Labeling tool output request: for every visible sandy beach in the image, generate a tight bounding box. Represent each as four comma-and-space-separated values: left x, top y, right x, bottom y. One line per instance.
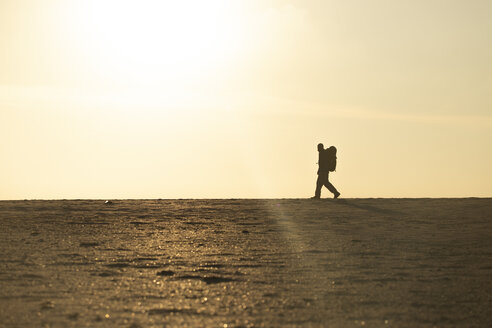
0, 198, 491, 327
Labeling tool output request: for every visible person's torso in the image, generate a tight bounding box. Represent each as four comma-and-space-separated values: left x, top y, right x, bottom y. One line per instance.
318, 150, 330, 172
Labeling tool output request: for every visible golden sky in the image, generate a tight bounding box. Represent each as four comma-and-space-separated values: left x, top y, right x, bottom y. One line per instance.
1, 0, 491, 199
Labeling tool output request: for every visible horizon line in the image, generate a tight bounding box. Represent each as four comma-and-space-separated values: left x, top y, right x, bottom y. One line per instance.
1, 197, 490, 202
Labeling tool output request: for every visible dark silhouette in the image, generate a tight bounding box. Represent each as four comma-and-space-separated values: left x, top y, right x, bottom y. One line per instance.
311, 143, 340, 199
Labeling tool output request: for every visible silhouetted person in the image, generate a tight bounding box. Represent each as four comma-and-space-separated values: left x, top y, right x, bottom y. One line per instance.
312, 143, 340, 199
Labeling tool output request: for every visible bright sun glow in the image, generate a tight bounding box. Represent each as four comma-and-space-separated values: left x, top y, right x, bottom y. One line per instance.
69, 0, 246, 88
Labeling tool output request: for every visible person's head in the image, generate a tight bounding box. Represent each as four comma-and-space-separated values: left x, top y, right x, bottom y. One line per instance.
317, 143, 324, 151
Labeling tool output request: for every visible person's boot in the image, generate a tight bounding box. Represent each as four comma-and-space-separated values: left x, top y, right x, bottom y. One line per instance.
334, 191, 341, 199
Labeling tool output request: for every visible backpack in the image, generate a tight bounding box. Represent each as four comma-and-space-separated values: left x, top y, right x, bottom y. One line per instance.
326, 146, 337, 172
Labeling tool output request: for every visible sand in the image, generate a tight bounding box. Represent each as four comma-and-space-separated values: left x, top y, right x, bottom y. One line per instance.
0, 198, 491, 327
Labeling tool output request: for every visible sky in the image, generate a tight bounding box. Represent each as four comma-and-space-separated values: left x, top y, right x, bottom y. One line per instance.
1, 0, 491, 199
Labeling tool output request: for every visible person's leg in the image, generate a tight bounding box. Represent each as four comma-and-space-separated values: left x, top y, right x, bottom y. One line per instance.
313, 173, 323, 198
324, 173, 341, 198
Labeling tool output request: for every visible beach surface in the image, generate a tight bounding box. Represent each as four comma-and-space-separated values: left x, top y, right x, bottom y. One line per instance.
0, 198, 491, 327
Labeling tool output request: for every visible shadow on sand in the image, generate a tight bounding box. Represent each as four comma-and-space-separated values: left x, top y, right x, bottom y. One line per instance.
334, 199, 399, 215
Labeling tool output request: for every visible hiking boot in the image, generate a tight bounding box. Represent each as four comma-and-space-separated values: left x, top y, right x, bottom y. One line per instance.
334, 191, 341, 199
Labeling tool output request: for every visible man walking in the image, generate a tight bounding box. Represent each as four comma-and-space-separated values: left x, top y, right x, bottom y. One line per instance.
312, 143, 341, 199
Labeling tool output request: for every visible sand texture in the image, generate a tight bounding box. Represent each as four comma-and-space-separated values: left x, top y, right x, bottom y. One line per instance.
0, 198, 491, 327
